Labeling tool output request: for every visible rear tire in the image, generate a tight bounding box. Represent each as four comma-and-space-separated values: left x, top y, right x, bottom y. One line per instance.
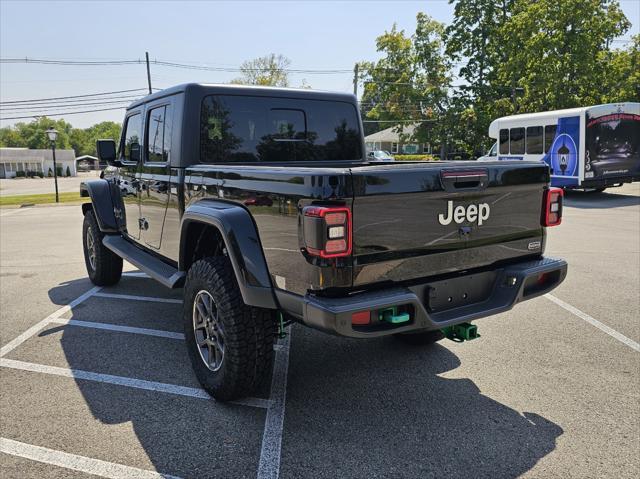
82, 210, 123, 286
393, 330, 444, 345
593, 187, 606, 193
183, 256, 276, 401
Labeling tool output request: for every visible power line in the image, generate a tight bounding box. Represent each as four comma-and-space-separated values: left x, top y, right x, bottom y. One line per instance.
0, 88, 148, 105
0, 99, 139, 112
0, 106, 128, 121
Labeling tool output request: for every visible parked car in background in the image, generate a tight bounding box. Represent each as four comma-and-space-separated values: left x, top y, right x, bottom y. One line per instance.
367, 150, 395, 162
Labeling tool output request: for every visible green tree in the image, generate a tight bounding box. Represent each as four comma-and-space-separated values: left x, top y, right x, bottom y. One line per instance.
496, 0, 630, 111
231, 53, 291, 86
0, 117, 72, 149
360, 14, 453, 155
601, 34, 640, 102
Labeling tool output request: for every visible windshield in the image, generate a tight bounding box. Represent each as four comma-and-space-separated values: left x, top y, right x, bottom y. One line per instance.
200, 95, 362, 163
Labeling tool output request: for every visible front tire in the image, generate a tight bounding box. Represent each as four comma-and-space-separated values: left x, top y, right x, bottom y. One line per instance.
82, 210, 123, 286
183, 256, 275, 401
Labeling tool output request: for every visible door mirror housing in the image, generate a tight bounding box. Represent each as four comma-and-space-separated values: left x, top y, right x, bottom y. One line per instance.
96, 139, 120, 167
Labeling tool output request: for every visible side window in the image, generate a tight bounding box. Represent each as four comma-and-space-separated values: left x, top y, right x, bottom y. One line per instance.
499, 129, 509, 154
121, 113, 142, 162
526, 126, 543, 154
489, 142, 497, 157
509, 127, 525, 154
544, 125, 557, 153
146, 104, 173, 163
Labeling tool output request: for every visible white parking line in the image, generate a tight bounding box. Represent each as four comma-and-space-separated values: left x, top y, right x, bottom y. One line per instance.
545, 294, 640, 352
257, 332, 292, 479
0, 286, 101, 358
0, 437, 181, 479
93, 292, 183, 304
0, 208, 26, 217
0, 358, 271, 409
50, 318, 185, 340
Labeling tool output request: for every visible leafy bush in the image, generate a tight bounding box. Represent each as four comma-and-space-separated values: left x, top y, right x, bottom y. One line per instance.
26, 171, 36, 178
15, 170, 26, 177
48, 168, 53, 177
56, 166, 63, 177
393, 154, 436, 161
37, 171, 44, 178
66, 166, 71, 177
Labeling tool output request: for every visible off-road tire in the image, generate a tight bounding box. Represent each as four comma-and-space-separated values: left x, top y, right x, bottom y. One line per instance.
82, 210, 123, 286
183, 256, 276, 401
393, 330, 445, 345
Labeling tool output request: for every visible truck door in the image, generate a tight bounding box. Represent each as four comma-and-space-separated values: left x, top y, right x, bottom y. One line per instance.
139, 101, 173, 249
118, 111, 143, 240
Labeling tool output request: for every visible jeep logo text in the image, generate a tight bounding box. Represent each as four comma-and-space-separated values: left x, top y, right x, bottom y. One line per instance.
438, 201, 490, 226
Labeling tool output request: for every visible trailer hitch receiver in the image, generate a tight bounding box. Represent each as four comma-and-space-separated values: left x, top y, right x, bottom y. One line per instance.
441, 323, 480, 342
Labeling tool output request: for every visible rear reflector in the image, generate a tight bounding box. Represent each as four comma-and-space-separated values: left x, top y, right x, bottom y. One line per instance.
542, 187, 564, 227
351, 311, 371, 325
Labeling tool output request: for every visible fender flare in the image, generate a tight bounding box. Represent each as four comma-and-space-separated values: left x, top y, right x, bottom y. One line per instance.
80, 179, 118, 233
179, 199, 277, 309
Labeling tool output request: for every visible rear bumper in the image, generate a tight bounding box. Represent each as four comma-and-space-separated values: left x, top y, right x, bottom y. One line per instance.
299, 256, 567, 338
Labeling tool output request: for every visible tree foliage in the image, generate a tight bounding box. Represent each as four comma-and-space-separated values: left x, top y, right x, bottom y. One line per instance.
231, 53, 291, 87
362, 0, 635, 156
0, 118, 121, 156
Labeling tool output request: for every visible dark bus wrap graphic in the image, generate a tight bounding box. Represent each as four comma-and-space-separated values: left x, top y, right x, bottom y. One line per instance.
585, 106, 640, 184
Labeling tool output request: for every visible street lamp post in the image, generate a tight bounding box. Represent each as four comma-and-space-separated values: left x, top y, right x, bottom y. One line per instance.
46, 128, 59, 203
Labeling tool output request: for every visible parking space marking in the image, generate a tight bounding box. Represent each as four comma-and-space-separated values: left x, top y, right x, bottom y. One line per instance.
1, 437, 181, 479
545, 293, 640, 352
93, 292, 183, 304
50, 318, 185, 340
0, 208, 26, 217
0, 286, 101, 358
257, 332, 291, 479
0, 358, 271, 409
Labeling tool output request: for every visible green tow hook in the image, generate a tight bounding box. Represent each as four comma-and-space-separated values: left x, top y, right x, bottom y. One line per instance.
441, 322, 480, 342
277, 312, 287, 339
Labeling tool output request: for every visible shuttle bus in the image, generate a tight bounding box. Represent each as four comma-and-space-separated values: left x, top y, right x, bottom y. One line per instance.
480, 103, 640, 190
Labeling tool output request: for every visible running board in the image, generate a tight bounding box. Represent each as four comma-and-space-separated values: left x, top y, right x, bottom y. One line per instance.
102, 235, 185, 288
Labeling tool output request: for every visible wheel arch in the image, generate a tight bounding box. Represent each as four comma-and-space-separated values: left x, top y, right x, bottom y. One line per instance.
80, 179, 119, 233
179, 200, 277, 309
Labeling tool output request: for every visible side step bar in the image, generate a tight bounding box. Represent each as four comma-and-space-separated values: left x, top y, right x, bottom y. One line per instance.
102, 235, 185, 288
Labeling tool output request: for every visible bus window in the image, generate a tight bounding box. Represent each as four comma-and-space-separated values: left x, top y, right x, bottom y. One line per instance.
544, 125, 557, 153
499, 129, 509, 154
526, 126, 543, 154
510, 127, 525, 154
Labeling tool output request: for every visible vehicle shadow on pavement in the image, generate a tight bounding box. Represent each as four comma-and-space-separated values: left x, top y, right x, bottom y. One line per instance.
564, 190, 640, 209
281, 326, 563, 479
46, 277, 267, 478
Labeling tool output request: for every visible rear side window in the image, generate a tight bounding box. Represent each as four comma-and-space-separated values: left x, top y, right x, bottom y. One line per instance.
146, 104, 173, 163
544, 125, 557, 153
200, 95, 362, 163
121, 113, 142, 162
526, 126, 543, 154
499, 129, 509, 154
509, 128, 525, 154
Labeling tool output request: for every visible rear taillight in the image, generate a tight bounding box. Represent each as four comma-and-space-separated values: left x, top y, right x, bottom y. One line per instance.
542, 187, 563, 227
302, 205, 352, 258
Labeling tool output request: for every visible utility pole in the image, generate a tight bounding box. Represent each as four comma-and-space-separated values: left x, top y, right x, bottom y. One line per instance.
353, 63, 359, 97
145, 51, 152, 94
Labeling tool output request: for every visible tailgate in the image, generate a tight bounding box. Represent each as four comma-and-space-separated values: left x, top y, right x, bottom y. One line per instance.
350, 161, 550, 286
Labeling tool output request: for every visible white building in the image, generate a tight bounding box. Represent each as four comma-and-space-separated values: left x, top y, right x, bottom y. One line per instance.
0, 148, 77, 178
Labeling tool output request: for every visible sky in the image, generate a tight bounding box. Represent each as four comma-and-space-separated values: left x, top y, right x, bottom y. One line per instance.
1, 0, 638, 128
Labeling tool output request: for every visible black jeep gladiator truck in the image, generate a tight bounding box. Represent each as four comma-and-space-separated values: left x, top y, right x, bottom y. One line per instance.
81, 83, 567, 400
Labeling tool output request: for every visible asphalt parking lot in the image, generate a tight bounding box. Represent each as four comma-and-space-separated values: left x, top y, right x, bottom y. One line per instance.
1, 184, 639, 479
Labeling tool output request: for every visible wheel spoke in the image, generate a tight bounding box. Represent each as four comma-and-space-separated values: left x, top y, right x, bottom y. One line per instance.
192, 290, 225, 372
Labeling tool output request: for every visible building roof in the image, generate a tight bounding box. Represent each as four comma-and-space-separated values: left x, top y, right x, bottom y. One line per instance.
364, 123, 419, 143
0, 148, 76, 162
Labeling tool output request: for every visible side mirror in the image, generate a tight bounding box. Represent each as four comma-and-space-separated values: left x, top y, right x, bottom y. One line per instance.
96, 139, 120, 167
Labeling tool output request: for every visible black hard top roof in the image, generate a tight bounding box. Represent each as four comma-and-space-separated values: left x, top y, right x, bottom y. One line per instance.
127, 83, 357, 109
